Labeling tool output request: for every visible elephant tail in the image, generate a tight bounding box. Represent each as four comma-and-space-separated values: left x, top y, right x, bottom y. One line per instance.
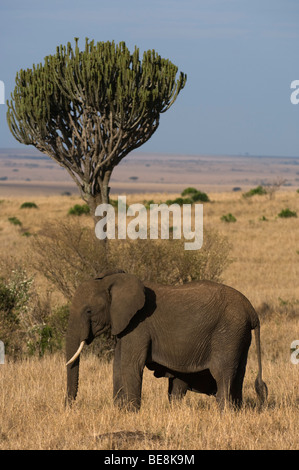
253, 320, 268, 405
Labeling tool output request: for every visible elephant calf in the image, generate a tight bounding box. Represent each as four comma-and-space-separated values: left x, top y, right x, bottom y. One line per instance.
66, 270, 268, 410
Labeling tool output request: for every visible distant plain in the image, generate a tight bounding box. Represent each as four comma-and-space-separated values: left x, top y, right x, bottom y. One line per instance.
0, 148, 299, 197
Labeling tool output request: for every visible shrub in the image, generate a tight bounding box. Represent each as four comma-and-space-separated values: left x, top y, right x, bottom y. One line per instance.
68, 204, 90, 216
165, 188, 210, 206
0, 256, 72, 359
20, 202, 38, 209
27, 303, 70, 357
30, 219, 231, 297
181, 187, 210, 202
109, 198, 128, 210
181, 187, 198, 196
221, 213, 237, 223
143, 200, 155, 210
30, 219, 105, 300
0, 283, 17, 320
243, 185, 267, 198
8, 217, 22, 226
0, 264, 34, 358
191, 191, 210, 202
278, 208, 297, 218
165, 197, 193, 206
108, 230, 231, 285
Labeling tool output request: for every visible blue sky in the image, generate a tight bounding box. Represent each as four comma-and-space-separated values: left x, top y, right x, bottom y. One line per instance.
0, 0, 298, 156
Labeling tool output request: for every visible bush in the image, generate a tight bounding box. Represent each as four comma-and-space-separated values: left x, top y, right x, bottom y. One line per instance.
26, 303, 70, 357
20, 202, 38, 209
191, 191, 210, 202
166, 188, 210, 206
8, 217, 22, 226
30, 219, 231, 296
143, 199, 155, 210
243, 185, 267, 198
165, 197, 193, 206
0, 257, 71, 359
221, 213, 237, 223
0, 263, 34, 358
181, 187, 198, 196
30, 219, 105, 300
68, 204, 90, 216
278, 208, 297, 218
181, 187, 210, 202
108, 231, 231, 285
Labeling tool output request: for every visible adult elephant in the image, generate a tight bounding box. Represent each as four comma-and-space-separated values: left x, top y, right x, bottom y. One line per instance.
66, 270, 267, 410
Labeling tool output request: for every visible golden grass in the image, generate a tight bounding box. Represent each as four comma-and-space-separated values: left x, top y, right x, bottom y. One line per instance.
0, 190, 298, 450
0, 346, 298, 450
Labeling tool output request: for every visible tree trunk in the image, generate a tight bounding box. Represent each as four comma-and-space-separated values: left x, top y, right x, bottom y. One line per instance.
84, 175, 111, 269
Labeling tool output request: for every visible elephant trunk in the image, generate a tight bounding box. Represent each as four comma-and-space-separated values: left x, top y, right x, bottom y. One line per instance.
65, 309, 91, 405
66, 341, 85, 366
66, 336, 85, 405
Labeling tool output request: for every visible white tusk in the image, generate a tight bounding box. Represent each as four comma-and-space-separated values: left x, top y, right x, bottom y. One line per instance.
66, 341, 85, 366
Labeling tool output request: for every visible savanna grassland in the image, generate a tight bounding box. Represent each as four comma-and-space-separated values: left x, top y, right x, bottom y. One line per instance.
0, 188, 298, 450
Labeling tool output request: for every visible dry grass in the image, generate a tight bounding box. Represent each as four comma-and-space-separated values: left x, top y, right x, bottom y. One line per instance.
0, 189, 298, 450
0, 346, 298, 450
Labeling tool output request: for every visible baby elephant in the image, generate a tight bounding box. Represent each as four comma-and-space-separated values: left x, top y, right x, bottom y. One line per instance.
66, 270, 268, 410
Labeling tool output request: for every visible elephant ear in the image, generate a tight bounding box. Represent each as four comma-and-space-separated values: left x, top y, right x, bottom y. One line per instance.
108, 274, 145, 336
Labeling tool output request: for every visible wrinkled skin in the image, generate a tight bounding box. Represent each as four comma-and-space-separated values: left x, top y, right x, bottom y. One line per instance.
66, 270, 267, 410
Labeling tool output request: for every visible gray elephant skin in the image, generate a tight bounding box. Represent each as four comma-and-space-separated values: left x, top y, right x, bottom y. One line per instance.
66, 270, 267, 410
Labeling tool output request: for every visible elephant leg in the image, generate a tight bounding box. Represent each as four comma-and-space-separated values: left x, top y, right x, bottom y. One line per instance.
114, 335, 149, 411
168, 377, 188, 403
210, 366, 237, 410
210, 329, 251, 410
230, 353, 248, 408
113, 340, 124, 405
121, 366, 144, 411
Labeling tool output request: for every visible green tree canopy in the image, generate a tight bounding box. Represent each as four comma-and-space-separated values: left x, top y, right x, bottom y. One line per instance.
7, 38, 186, 211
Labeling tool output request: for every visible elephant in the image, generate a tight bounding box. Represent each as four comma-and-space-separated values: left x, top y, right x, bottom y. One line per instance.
66, 270, 268, 411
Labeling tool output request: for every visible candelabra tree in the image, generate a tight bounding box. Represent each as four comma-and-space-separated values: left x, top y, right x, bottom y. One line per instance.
7, 38, 186, 216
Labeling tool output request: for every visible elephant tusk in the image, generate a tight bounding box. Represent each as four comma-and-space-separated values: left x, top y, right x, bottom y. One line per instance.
66, 341, 85, 366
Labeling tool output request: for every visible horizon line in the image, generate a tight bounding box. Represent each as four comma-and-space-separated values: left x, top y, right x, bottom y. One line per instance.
0, 147, 298, 160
